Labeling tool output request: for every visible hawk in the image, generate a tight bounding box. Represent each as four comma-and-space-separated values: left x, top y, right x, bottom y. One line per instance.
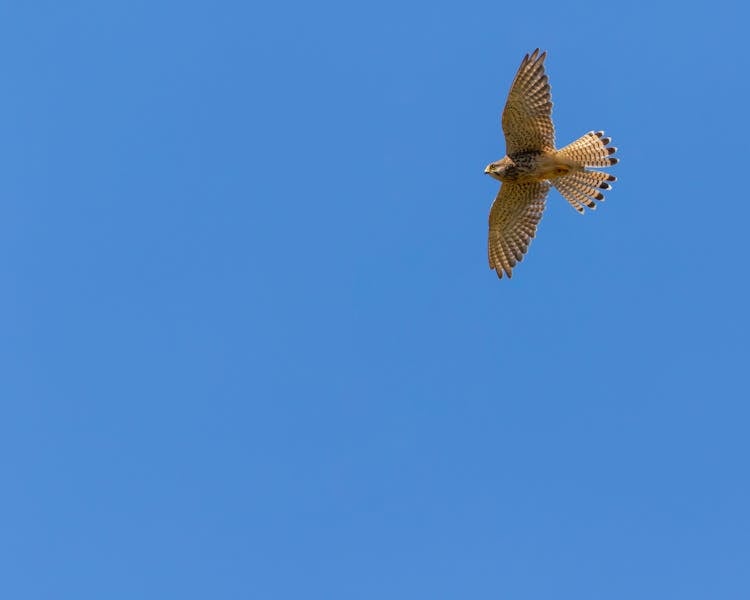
485, 49, 619, 278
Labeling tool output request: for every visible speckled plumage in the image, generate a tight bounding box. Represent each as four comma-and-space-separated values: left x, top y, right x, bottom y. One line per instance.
485, 50, 618, 279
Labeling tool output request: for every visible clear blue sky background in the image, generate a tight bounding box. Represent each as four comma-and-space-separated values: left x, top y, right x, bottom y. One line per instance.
2, 1, 749, 598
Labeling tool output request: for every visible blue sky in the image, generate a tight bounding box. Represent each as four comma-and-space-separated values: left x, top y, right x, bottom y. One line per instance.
2, 1, 749, 598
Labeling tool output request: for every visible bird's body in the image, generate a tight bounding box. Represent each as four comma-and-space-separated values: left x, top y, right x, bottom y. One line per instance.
485, 49, 618, 279
486, 151, 577, 184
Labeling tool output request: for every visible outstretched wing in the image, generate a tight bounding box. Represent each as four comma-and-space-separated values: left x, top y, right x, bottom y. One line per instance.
501, 49, 555, 154
488, 181, 550, 278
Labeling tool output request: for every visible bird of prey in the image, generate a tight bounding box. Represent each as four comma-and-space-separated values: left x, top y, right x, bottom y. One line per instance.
485, 49, 618, 278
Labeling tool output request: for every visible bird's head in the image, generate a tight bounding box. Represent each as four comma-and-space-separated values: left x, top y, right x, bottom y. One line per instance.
484, 160, 506, 182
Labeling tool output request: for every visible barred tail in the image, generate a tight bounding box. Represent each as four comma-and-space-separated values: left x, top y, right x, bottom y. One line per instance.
556, 130, 618, 168
552, 170, 617, 214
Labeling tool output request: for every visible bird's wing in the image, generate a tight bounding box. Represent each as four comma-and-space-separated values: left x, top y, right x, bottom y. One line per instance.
501, 49, 555, 154
488, 181, 550, 278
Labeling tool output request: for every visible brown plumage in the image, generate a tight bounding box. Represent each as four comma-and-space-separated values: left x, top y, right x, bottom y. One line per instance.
484, 50, 618, 279
488, 182, 549, 279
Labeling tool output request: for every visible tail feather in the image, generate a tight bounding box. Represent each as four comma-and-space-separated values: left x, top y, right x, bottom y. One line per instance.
553, 170, 617, 214
553, 131, 617, 213
556, 130, 618, 168
553, 177, 596, 213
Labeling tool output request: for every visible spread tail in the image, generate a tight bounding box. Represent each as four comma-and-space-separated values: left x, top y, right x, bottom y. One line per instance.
554, 131, 618, 213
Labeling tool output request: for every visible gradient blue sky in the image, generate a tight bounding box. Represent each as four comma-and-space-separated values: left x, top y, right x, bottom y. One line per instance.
2, 1, 749, 599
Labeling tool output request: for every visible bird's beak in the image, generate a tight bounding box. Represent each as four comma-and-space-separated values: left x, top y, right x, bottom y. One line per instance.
484, 166, 491, 174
